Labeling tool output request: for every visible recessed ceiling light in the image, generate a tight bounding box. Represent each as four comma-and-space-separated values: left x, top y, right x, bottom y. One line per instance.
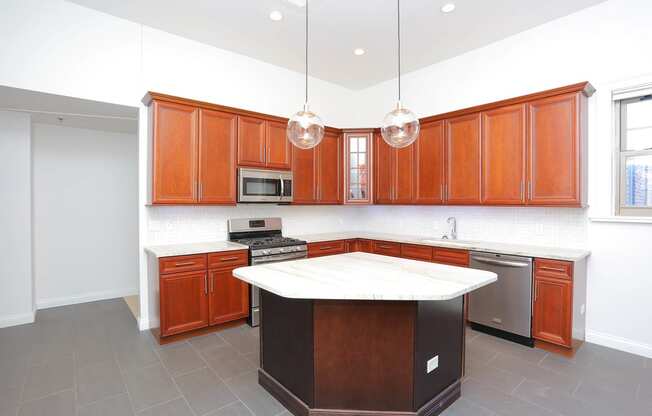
353, 48, 366, 56
269, 10, 283, 21
441, 3, 456, 13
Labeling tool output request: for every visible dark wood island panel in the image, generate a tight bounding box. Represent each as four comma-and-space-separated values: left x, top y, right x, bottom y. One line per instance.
259, 290, 464, 416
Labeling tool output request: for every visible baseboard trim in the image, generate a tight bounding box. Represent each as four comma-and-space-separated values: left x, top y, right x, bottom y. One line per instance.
586, 329, 652, 359
0, 311, 36, 328
36, 288, 138, 310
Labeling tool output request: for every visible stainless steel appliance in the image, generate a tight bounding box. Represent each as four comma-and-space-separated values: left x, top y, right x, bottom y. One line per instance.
228, 217, 307, 326
238, 168, 293, 203
468, 251, 534, 346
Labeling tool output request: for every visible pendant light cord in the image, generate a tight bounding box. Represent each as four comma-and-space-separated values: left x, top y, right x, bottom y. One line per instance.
305, 0, 309, 106
397, 0, 401, 103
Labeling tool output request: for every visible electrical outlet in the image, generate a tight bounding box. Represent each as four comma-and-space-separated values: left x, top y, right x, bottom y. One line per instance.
427, 355, 439, 373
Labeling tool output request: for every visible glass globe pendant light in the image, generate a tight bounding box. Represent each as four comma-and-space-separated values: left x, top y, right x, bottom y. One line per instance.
381, 0, 419, 148
287, 0, 324, 149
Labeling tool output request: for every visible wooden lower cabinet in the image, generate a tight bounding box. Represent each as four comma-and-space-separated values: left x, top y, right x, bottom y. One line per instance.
209, 267, 249, 326
432, 248, 470, 267
159, 251, 248, 338
372, 241, 401, 257
307, 241, 347, 258
160, 270, 209, 337
532, 259, 573, 347
356, 239, 373, 253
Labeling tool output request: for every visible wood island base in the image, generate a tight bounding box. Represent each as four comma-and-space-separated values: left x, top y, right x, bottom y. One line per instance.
258, 290, 465, 416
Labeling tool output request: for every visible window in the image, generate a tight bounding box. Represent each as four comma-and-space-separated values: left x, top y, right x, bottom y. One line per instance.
615, 86, 652, 216
344, 131, 373, 204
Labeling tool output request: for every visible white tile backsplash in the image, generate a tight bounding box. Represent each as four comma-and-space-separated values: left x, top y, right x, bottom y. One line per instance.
146, 204, 588, 249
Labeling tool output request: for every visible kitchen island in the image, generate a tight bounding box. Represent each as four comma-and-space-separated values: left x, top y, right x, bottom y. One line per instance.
233, 252, 496, 416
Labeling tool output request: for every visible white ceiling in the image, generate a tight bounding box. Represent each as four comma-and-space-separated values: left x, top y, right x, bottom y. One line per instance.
68, 0, 606, 90
0, 85, 138, 134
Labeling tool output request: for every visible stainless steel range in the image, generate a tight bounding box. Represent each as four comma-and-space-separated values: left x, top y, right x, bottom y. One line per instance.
227, 217, 307, 326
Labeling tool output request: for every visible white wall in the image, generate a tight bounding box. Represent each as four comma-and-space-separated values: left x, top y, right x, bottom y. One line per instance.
351, 0, 652, 357
32, 123, 139, 308
0, 111, 34, 327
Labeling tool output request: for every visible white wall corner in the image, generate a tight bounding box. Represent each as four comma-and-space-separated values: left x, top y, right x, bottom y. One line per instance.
586, 329, 652, 359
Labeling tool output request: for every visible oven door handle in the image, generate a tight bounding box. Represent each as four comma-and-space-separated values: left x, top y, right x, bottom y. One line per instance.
251, 252, 307, 265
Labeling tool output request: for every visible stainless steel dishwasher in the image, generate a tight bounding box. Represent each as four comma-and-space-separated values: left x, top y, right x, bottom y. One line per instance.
468, 252, 534, 346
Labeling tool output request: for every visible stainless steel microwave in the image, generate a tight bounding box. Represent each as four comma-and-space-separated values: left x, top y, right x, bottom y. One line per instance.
238, 168, 293, 203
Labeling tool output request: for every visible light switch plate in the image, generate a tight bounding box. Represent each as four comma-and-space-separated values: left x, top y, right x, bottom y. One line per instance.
427, 355, 439, 373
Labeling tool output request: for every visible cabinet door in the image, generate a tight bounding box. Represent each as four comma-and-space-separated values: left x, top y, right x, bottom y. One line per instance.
445, 113, 482, 204
394, 145, 414, 203
414, 121, 444, 204
482, 105, 526, 204
237, 116, 266, 167
532, 276, 572, 347
374, 133, 394, 203
527, 93, 581, 206
357, 239, 373, 253
152, 101, 198, 204
198, 109, 237, 204
317, 131, 342, 204
266, 120, 292, 170
292, 146, 317, 203
208, 268, 249, 326
160, 270, 208, 337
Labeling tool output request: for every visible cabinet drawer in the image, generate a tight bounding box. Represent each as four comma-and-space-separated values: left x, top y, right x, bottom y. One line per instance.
372, 241, 402, 257
159, 254, 207, 275
535, 259, 572, 281
400, 244, 433, 261
308, 241, 347, 258
207, 250, 249, 269
433, 248, 469, 267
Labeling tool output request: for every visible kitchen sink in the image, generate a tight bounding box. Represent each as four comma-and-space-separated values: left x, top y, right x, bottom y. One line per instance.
419, 238, 478, 247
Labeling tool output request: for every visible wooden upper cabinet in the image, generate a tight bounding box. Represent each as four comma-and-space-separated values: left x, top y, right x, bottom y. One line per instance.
414, 121, 445, 204
292, 145, 317, 203
198, 109, 237, 204
445, 113, 482, 204
527, 93, 582, 206
317, 131, 342, 203
481, 105, 526, 205
152, 101, 198, 204
394, 145, 414, 203
266, 120, 292, 170
374, 133, 394, 204
237, 116, 266, 167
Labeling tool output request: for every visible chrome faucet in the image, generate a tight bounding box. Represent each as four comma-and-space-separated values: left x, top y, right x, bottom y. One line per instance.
442, 217, 457, 240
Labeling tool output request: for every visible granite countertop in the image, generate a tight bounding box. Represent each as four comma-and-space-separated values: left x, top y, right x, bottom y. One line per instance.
232, 252, 497, 301
144, 241, 248, 258
290, 232, 590, 262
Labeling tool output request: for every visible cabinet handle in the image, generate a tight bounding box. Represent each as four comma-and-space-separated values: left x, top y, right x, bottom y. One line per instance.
210, 274, 214, 293
175, 261, 196, 267
520, 181, 524, 201
378, 245, 392, 249
444, 184, 448, 202
539, 266, 566, 273
528, 181, 532, 200
534, 283, 538, 302
319, 246, 334, 250
220, 256, 240, 262
199, 182, 203, 200
204, 273, 208, 295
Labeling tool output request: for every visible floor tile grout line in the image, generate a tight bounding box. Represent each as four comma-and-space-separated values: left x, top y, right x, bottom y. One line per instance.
186, 334, 258, 416
17, 387, 76, 407
152, 343, 199, 416
73, 349, 79, 416
509, 377, 527, 396
112, 347, 138, 416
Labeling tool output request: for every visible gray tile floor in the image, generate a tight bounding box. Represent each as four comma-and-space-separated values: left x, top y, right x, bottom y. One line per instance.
1, 299, 650, 416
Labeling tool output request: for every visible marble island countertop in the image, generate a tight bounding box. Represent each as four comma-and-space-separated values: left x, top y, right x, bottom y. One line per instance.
232, 252, 497, 301
290, 231, 590, 261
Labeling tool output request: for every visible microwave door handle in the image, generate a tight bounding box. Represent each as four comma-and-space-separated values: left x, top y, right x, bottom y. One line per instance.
279, 174, 284, 200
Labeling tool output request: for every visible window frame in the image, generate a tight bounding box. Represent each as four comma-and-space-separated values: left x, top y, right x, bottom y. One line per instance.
614, 90, 652, 217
